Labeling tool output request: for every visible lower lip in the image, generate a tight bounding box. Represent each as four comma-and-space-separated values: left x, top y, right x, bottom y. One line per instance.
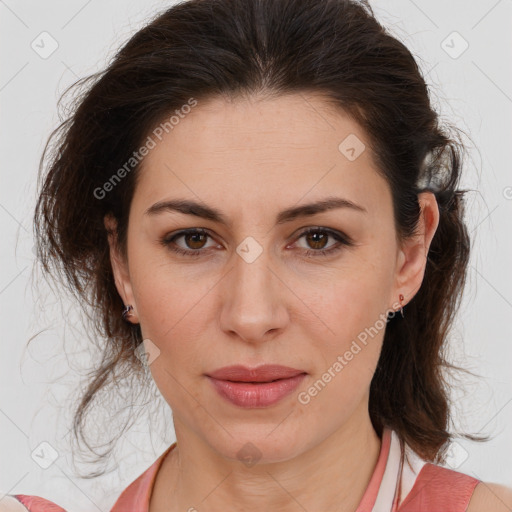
207, 374, 307, 408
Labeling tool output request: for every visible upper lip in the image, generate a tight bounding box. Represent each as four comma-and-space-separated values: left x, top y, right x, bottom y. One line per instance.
206, 364, 307, 382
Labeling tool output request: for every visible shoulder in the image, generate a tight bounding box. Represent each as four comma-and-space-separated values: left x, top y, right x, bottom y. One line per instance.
0, 496, 29, 512
399, 462, 480, 511
467, 482, 512, 512
0, 495, 66, 512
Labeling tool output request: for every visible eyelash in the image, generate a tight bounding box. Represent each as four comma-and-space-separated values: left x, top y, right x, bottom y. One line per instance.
160, 227, 353, 258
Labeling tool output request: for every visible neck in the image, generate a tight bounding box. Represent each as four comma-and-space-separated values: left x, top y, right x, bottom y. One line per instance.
151, 413, 382, 512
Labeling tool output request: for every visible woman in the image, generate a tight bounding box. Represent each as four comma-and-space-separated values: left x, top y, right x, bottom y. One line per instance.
3, 0, 511, 510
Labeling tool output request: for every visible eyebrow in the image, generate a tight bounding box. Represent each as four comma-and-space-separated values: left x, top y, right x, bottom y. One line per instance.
144, 196, 367, 226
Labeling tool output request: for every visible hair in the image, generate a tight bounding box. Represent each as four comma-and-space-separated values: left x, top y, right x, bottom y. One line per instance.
33, 0, 488, 476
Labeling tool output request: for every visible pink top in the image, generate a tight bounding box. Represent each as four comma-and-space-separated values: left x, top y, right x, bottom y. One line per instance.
6, 427, 481, 512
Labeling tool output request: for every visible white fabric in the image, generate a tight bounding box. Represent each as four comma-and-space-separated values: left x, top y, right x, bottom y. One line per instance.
398, 443, 427, 507
372, 430, 403, 511
371, 430, 427, 512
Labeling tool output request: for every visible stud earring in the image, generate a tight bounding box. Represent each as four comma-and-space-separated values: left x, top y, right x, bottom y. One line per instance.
399, 294, 405, 318
122, 304, 133, 321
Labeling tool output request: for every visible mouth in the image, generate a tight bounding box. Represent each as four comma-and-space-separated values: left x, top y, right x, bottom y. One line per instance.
205, 365, 307, 408
226, 377, 303, 383
205, 364, 307, 382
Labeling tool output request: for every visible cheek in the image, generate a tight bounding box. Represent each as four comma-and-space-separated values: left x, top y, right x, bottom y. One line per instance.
294, 254, 392, 386
129, 258, 220, 381
299, 279, 387, 417
133, 270, 210, 408
135, 277, 211, 350
128, 239, 213, 334
299, 257, 391, 340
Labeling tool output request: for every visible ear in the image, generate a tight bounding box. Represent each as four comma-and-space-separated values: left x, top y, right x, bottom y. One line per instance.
390, 191, 440, 311
104, 213, 139, 324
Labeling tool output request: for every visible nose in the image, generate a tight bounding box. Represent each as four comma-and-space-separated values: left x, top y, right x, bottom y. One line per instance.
219, 241, 289, 345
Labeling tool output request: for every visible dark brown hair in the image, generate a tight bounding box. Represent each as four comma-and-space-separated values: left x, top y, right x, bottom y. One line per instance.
33, 0, 487, 475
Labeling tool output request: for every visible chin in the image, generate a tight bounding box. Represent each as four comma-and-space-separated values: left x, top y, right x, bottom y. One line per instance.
203, 425, 309, 465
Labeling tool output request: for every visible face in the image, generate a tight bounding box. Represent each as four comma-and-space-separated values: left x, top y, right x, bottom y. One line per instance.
107, 92, 438, 463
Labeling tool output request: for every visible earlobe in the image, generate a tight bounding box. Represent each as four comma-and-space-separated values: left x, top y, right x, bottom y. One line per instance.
104, 213, 139, 323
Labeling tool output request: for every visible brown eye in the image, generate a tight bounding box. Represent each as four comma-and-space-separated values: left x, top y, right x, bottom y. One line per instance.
304, 230, 329, 250
183, 232, 208, 250
161, 228, 217, 257
293, 227, 354, 258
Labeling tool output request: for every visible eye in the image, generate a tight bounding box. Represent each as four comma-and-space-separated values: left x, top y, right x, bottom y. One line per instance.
292, 227, 354, 257
160, 228, 219, 257
160, 226, 354, 258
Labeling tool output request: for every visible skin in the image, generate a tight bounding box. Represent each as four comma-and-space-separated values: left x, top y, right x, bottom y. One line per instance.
105, 92, 440, 512
468, 483, 512, 512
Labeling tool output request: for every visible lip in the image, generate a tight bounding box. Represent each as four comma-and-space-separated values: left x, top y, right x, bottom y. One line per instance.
206, 364, 306, 382
205, 364, 307, 408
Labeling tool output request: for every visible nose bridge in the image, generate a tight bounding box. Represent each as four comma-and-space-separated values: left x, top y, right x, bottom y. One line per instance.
219, 234, 287, 341
234, 235, 273, 296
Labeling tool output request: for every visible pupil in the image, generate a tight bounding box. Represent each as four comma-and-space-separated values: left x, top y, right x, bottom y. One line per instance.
308, 232, 327, 249
188, 233, 205, 249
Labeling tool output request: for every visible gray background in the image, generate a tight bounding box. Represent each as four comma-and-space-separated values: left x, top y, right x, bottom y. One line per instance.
1, 0, 511, 510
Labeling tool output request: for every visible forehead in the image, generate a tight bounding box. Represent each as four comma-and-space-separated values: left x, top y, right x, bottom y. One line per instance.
132, 93, 391, 221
